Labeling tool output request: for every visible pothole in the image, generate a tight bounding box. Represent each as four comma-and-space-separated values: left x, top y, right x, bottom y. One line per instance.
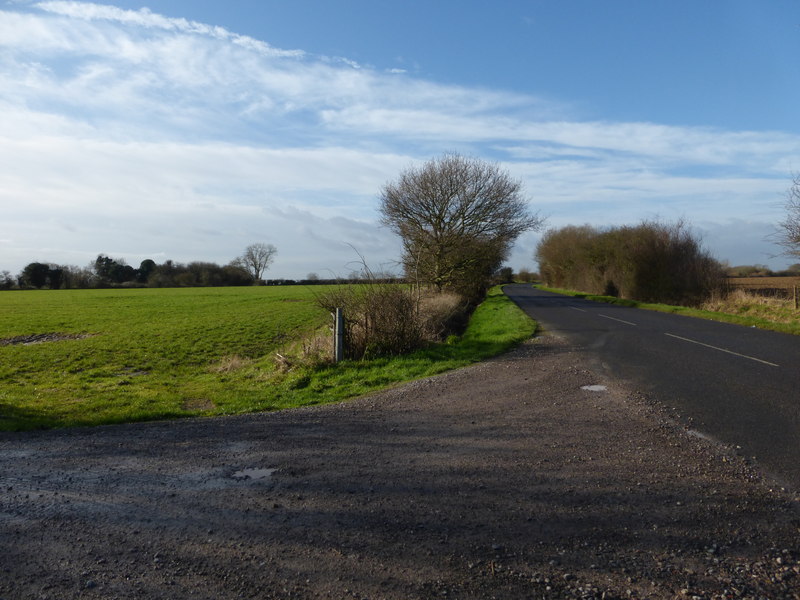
581, 385, 608, 392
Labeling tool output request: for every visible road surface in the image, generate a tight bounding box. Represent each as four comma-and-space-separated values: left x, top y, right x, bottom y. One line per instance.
504, 284, 800, 490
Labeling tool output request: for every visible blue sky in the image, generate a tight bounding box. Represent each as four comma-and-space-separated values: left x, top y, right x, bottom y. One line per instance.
2, 0, 800, 279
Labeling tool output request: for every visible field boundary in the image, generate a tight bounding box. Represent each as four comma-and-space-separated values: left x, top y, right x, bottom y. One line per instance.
725, 276, 800, 301
535, 283, 800, 337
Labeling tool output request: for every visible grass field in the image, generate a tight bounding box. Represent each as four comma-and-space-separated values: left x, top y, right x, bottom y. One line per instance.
0, 285, 535, 431
0, 286, 330, 430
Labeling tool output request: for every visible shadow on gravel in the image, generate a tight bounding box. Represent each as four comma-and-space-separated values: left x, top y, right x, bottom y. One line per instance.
1, 337, 799, 599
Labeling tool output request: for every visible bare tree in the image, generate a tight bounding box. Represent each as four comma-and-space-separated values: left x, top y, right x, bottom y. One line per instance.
379, 153, 543, 297
235, 243, 277, 281
776, 174, 800, 257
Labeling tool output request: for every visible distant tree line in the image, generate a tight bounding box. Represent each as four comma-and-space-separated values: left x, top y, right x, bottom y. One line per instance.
1, 258, 405, 291
1, 243, 286, 290
2, 256, 252, 290
724, 264, 800, 278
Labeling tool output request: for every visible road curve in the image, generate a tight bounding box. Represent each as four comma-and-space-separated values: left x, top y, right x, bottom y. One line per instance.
504, 284, 800, 491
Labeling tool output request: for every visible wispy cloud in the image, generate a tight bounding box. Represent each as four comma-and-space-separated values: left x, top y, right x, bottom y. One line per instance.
1, 1, 799, 275
34, 1, 304, 57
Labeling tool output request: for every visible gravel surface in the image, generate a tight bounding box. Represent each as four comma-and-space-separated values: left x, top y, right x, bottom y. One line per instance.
2, 334, 800, 599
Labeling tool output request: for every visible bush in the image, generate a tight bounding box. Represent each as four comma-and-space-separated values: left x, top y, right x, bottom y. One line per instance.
516, 268, 538, 283
536, 220, 724, 306
315, 285, 419, 359
315, 284, 468, 359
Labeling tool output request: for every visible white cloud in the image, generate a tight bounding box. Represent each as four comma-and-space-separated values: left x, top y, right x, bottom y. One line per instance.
33, 1, 304, 57
1, 2, 799, 276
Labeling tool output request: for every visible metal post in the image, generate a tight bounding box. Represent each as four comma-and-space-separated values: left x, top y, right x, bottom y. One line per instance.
334, 308, 344, 362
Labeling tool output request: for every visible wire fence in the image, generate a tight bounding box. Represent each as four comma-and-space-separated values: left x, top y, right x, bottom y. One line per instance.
726, 277, 800, 305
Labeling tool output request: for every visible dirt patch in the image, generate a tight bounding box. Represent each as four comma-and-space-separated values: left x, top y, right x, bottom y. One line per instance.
181, 398, 215, 411
1, 334, 799, 599
0, 332, 93, 346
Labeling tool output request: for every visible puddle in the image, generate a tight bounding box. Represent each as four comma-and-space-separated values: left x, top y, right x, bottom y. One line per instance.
581, 385, 608, 392
232, 468, 276, 481
686, 429, 714, 442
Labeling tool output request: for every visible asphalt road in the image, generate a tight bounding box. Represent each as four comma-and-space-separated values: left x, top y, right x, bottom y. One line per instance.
504, 284, 800, 491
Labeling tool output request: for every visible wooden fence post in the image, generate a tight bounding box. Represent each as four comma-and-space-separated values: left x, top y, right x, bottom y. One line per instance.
334, 308, 344, 362
794, 286, 798, 310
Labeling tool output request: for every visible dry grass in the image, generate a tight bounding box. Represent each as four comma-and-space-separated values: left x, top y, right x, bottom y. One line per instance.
703, 288, 800, 324
300, 333, 333, 364
418, 291, 467, 340
271, 328, 334, 373
180, 398, 215, 411
210, 355, 252, 373
705, 288, 786, 310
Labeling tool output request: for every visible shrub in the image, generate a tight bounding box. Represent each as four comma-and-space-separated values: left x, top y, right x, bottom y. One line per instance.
315, 284, 469, 360
315, 284, 420, 359
536, 220, 724, 306
516, 268, 538, 283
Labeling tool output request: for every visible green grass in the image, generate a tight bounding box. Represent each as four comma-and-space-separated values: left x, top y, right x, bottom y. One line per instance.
0, 285, 535, 431
536, 284, 800, 336
0, 286, 328, 430
269, 285, 537, 406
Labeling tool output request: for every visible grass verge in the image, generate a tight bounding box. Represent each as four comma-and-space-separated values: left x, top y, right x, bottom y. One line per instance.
536, 284, 800, 336
247, 285, 537, 412
0, 285, 535, 431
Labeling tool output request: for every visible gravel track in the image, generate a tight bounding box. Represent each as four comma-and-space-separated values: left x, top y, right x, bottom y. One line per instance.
2, 334, 800, 599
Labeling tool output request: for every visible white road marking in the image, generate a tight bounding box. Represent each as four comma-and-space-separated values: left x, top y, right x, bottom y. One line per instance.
664, 333, 780, 367
569, 307, 586, 312
598, 314, 637, 326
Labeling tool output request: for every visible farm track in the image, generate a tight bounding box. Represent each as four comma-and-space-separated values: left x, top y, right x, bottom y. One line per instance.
2, 335, 800, 599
